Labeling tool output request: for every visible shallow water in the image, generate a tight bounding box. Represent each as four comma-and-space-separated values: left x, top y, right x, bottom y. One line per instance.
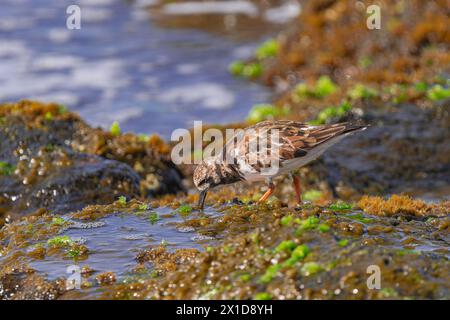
0, 0, 272, 137
28, 207, 219, 281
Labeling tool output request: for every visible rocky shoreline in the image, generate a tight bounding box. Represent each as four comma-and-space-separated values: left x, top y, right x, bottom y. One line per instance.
0, 0, 449, 300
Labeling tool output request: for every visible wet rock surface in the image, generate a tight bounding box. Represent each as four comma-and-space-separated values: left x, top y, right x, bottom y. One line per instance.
0, 194, 448, 300
1, 0, 449, 300
322, 104, 450, 196
0, 101, 184, 224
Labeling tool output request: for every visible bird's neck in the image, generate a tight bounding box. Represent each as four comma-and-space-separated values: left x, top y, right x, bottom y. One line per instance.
209, 161, 242, 186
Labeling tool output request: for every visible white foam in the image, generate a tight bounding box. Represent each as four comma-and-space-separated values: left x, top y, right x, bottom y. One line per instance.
163, 1, 258, 17
176, 63, 200, 75
159, 83, 235, 110
32, 55, 83, 71
264, 1, 301, 24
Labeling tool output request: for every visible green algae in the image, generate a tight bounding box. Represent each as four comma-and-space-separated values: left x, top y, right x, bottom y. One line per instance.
117, 196, 127, 206
426, 84, 450, 101
255, 39, 278, 60
280, 215, 293, 226
110, 121, 121, 136
148, 212, 160, 225
301, 262, 323, 276
343, 213, 374, 224
51, 217, 67, 226
293, 76, 337, 101
229, 61, 262, 79
246, 104, 288, 123
348, 84, 378, 100
318, 224, 330, 233
274, 240, 296, 253
302, 189, 322, 202
337, 239, 349, 247
309, 102, 352, 125
296, 216, 319, 232
178, 205, 193, 217
329, 202, 353, 211
260, 264, 282, 284
254, 292, 272, 300
0, 161, 15, 175
47, 235, 73, 248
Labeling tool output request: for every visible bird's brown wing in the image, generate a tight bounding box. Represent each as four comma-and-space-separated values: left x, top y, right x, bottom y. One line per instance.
221, 120, 365, 172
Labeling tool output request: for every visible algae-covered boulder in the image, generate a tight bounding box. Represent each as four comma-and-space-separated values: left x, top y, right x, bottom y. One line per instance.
0, 179, 448, 299
322, 104, 450, 195
0, 100, 184, 223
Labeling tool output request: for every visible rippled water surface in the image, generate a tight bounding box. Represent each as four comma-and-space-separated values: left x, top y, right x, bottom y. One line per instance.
0, 0, 272, 137
29, 207, 219, 281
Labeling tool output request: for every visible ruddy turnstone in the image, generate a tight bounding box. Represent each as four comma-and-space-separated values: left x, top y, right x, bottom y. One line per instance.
193, 120, 368, 209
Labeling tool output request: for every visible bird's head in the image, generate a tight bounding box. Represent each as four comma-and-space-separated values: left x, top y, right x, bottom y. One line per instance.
193, 161, 219, 209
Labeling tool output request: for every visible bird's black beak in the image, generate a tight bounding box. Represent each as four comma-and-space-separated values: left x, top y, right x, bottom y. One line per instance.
198, 189, 208, 210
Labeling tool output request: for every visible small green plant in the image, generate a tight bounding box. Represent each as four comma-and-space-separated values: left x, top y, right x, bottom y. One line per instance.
44, 111, 54, 121
229, 60, 245, 76
301, 262, 323, 276
283, 244, 310, 267
138, 203, 149, 211
329, 201, 353, 211
414, 82, 428, 92
148, 212, 159, 225
302, 189, 322, 202
387, 84, 408, 104
229, 60, 263, 79
254, 292, 272, 300
343, 213, 373, 224
239, 273, 251, 282
293, 76, 337, 101
380, 287, 398, 298
178, 205, 193, 217
358, 56, 373, 69
260, 264, 282, 283
348, 83, 378, 100
396, 249, 419, 256
280, 215, 293, 226
51, 216, 67, 226
246, 104, 288, 123
338, 239, 349, 247
110, 121, 121, 136
255, 39, 279, 60
309, 102, 352, 125
66, 244, 88, 260
138, 134, 149, 142
426, 84, 450, 101
0, 161, 15, 175
223, 245, 233, 254
47, 235, 73, 248
318, 224, 330, 232
58, 104, 68, 114
315, 76, 337, 98
117, 196, 127, 206
296, 216, 320, 231
242, 62, 263, 78
274, 240, 297, 253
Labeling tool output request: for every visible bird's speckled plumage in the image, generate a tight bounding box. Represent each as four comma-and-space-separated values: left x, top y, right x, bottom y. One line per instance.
194, 120, 368, 208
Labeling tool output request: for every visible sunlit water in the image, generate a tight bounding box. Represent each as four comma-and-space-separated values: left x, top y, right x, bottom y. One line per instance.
0, 0, 272, 137
28, 207, 220, 281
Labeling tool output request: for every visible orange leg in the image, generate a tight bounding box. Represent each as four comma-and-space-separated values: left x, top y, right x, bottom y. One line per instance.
292, 175, 302, 204
258, 181, 276, 202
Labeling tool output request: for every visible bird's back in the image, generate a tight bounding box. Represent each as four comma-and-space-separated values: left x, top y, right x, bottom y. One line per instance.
219, 120, 367, 181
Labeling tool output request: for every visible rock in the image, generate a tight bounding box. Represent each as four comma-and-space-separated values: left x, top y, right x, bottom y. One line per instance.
0, 100, 184, 223
322, 104, 450, 196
